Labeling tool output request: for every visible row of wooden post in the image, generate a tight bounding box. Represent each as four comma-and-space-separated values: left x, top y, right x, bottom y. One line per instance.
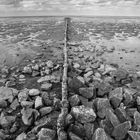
57, 18, 70, 140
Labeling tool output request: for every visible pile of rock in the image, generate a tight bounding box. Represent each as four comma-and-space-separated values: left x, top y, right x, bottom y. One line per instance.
0, 60, 62, 140
66, 60, 140, 140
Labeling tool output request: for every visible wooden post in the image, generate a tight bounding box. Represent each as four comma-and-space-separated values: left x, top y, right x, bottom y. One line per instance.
57, 17, 70, 140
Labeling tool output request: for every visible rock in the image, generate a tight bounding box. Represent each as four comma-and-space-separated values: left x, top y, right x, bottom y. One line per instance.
128, 131, 140, 140
136, 96, 140, 105
65, 114, 74, 125
109, 87, 123, 108
68, 77, 85, 93
0, 87, 14, 103
126, 108, 137, 118
0, 112, 16, 128
84, 71, 93, 78
19, 74, 25, 79
94, 72, 101, 78
69, 94, 80, 107
39, 107, 53, 116
0, 100, 7, 108
79, 96, 89, 106
46, 60, 54, 68
112, 121, 131, 140
11, 88, 19, 97
71, 105, 96, 123
38, 128, 56, 140
32, 64, 39, 71
76, 76, 85, 84
35, 96, 43, 109
96, 98, 111, 118
92, 128, 109, 140
23, 66, 32, 74
29, 89, 40, 96
97, 82, 112, 96
84, 123, 94, 139
73, 63, 80, 69
21, 101, 34, 108
113, 68, 128, 81
42, 92, 53, 106
68, 132, 82, 140
106, 109, 120, 127
41, 83, 52, 91
103, 64, 117, 75
10, 99, 20, 110
0, 129, 8, 139
79, 87, 94, 99
115, 107, 127, 123
21, 108, 33, 126
134, 111, 140, 127
37, 75, 55, 83
16, 133, 27, 140
100, 119, 114, 136
18, 88, 29, 102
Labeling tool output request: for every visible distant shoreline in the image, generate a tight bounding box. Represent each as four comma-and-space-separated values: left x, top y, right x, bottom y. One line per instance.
0, 15, 140, 19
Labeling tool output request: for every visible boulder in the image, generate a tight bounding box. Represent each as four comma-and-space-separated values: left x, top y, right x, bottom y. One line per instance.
79, 87, 94, 99
35, 96, 43, 109
112, 121, 131, 140
39, 107, 53, 116
68, 132, 82, 140
96, 98, 111, 118
92, 128, 109, 140
18, 88, 29, 102
38, 128, 56, 140
68, 77, 85, 93
0, 87, 14, 103
41, 83, 52, 91
128, 131, 140, 140
69, 94, 80, 107
28, 89, 40, 96
71, 105, 96, 123
109, 87, 123, 108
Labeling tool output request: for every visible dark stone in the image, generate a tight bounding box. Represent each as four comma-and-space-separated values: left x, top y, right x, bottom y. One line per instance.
92, 128, 109, 140
69, 94, 80, 107
68, 132, 83, 140
113, 68, 128, 81
84, 123, 94, 139
109, 87, 123, 108
68, 77, 85, 93
128, 131, 140, 140
69, 122, 85, 138
106, 109, 120, 127
79, 96, 88, 106
42, 92, 53, 106
134, 111, 140, 127
38, 128, 56, 140
97, 82, 112, 96
0, 87, 14, 103
79, 87, 94, 99
115, 107, 127, 123
96, 98, 111, 118
112, 121, 131, 140
126, 108, 137, 118
100, 119, 114, 136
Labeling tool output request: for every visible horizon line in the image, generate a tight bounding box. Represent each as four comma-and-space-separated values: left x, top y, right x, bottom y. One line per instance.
0, 15, 140, 18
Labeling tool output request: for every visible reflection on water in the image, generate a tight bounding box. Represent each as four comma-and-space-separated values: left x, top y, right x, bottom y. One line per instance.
90, 36, 140, 71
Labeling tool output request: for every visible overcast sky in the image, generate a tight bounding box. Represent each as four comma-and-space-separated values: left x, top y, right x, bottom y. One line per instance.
0, 0, 140, 16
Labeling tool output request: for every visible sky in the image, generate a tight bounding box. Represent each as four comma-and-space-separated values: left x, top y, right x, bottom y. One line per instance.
0, 0, 140, 17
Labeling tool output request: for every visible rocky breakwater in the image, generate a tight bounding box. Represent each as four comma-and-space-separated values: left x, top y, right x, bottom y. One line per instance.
0, 59, 63, 140
66, 43, 140, 140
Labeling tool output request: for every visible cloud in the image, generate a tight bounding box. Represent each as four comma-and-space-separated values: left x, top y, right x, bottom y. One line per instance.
0, 0, 140, 16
